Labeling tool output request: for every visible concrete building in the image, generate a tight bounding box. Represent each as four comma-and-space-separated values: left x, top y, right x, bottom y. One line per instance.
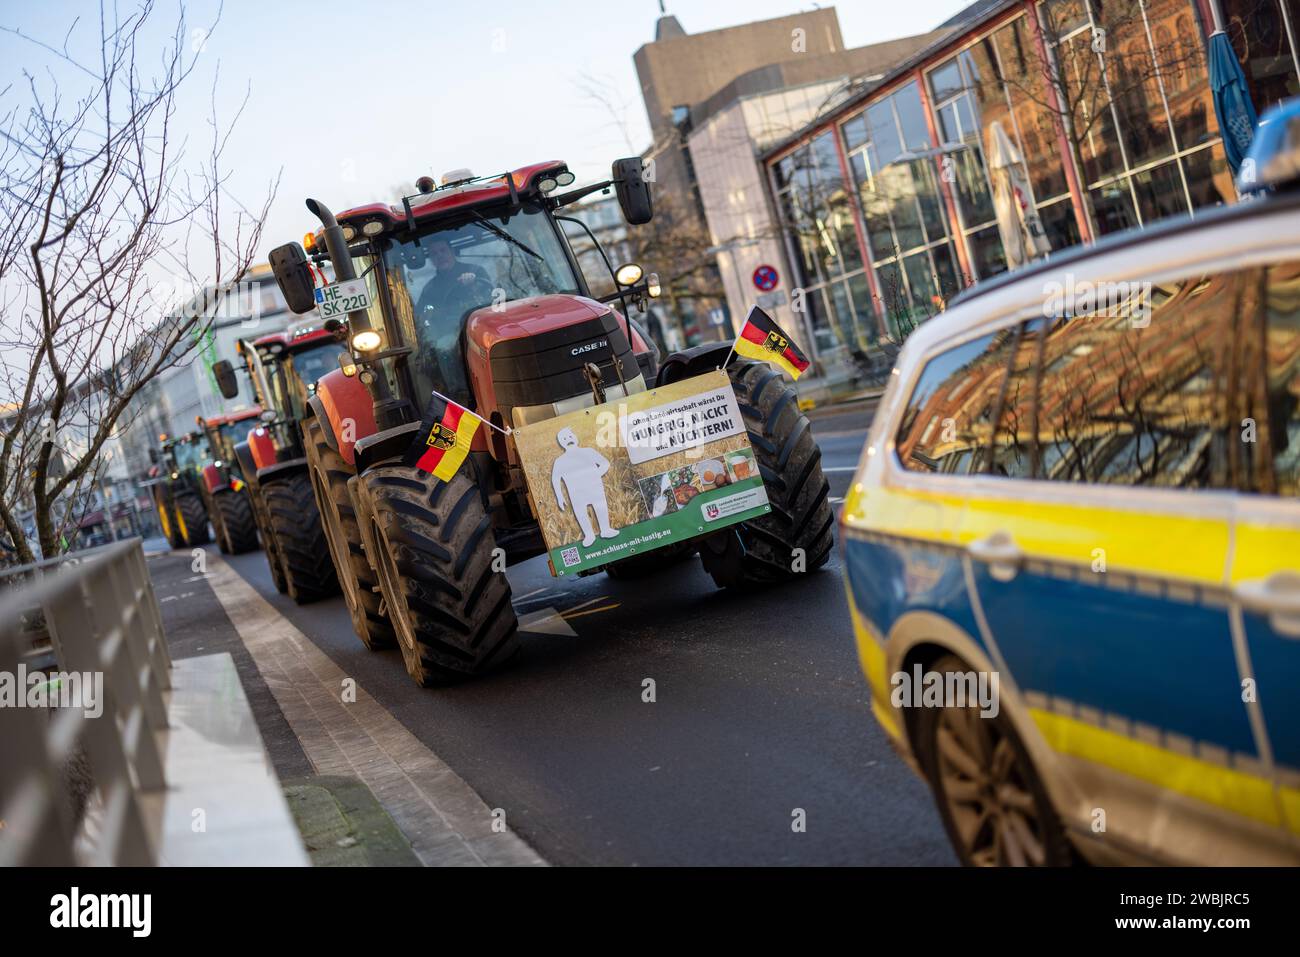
632, 8, 849, 346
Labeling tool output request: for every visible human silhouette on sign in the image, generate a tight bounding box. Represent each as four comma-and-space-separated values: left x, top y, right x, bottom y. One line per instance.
551, 427, 618, 547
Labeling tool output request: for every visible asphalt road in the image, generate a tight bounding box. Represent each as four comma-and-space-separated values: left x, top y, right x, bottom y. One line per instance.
215, 397, 958, 865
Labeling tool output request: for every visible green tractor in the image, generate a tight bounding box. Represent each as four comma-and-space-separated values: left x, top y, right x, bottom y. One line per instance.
146, 432, 212, 549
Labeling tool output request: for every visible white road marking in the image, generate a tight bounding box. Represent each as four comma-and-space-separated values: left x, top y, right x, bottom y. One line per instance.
517, 606, 578, 637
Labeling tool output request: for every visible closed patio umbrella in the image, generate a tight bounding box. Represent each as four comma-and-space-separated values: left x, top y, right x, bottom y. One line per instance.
985, 121, 1051, 269
1207, 5, 1258, 176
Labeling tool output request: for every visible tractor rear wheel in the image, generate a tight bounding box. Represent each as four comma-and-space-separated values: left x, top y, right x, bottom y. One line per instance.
304, 419, 393, 649
263, 470, 339, 604
699, 360, 834, 588
176, 494, 210, 548
214, 490, 259, 554
360, 464, 517, 686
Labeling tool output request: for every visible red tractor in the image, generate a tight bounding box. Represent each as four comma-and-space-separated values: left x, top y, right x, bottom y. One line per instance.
211, 323, 346, 602
194, 409, 263, 555
269, 160, 833, 685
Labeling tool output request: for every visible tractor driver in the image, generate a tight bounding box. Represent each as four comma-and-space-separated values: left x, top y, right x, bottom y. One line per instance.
415, 238, 491, 324
406, 237, 490, 404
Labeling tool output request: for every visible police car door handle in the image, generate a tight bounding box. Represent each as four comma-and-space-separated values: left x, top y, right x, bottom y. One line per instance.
1234, 573, 1300, 638
967, 532, 1024, 582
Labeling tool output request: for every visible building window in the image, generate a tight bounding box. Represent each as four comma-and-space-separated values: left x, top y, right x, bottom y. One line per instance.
1039, 0, 1250, 237
772, 131, 880, 364
841, 80, 962, 339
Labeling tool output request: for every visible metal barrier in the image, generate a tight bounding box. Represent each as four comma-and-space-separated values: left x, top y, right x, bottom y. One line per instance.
0, 539, 173, 865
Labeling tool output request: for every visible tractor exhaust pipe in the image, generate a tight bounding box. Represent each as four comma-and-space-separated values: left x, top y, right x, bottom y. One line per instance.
305, 198, 410, 431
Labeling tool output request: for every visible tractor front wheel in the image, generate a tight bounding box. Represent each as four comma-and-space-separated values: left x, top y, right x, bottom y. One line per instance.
699, 360, 834, 588
214, 489, 259, 554
304, 419, 393, 649
248, 485, 288, 593
263, 470, 339, 604
359, 465, 517, 686
155, 490, 185, 549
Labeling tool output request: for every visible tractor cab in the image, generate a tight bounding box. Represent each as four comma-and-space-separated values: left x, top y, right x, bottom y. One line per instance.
166, 433, 208, 479
220, 323, 348, 448
269, 158, 659, 440
199, 409, 262, 467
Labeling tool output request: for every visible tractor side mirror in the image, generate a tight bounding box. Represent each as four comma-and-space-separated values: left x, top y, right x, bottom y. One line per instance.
213, 359, 239, 399
268, 242, 318, 314
612, 157, 653, 225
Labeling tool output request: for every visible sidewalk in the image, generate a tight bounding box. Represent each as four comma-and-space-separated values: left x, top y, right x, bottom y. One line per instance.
147, 547, 544, 866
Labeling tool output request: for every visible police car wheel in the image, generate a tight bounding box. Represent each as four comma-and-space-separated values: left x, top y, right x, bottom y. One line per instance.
917, 654, 1073, 867
360, 465, 518, 687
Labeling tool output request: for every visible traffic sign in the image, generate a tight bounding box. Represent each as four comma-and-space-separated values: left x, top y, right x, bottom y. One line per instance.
752, 264, 779, 292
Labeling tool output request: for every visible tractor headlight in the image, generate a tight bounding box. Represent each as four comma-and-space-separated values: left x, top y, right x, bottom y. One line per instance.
351, 329, 382, 352
615, 262, 644, 286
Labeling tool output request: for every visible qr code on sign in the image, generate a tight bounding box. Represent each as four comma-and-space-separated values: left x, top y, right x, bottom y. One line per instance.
560, 546, 581, 568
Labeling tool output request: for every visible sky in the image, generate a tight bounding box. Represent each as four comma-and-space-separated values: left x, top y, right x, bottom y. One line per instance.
1, 0, 973, 262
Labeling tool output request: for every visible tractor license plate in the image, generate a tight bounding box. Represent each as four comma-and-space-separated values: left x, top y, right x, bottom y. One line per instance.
315, 278, 370, 320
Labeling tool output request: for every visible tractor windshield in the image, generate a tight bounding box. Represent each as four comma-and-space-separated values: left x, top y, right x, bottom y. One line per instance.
291, 341, 347, 391
380, 202, 580, 406
212, 417, 259, 461
172, 440, 205, 472
282, 340, 347, 418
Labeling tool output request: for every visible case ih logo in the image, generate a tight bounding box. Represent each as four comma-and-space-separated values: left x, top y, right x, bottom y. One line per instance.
571, 339, 608, 357
426, 423, 456, 450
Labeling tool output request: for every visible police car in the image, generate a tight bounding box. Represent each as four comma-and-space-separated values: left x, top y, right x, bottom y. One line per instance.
842, 99, 1300, 866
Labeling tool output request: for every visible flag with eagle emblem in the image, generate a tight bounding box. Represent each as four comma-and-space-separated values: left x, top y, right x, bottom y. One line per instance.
403, 393, 482, 481
732, 306, 810, 379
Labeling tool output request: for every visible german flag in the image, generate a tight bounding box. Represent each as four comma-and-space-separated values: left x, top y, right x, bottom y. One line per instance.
403, 393, 481, 481
733, 306, 810, 379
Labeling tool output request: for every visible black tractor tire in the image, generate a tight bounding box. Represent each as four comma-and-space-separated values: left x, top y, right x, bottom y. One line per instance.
176, 494, 210, 548
605, 541, 696, 579
155, 490, 185, 549
249, 484, 288, 593
304, 419, 394, 650
212, 498, 231, 554
699, 360, 834, 588
263, 470, 339, 604
214, 489, 259, 554
360, 464, 517, 686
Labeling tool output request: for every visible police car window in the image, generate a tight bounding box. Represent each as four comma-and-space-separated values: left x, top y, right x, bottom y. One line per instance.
895, 330, 1020, 474
1239, 261, 1300, 497
990, 270, 1242, 487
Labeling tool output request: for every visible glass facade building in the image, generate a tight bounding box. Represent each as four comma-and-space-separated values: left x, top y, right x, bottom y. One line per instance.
763, 0, 1300, 385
